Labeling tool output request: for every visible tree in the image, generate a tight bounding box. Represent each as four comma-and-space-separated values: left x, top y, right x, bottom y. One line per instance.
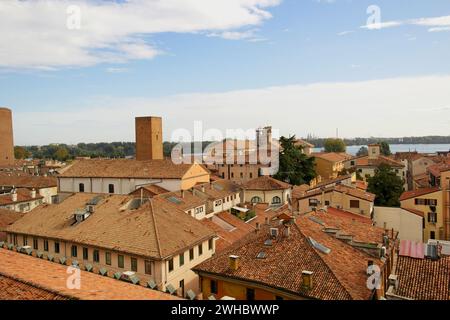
379, 141, 392, 156
367, 163, 404, 207
54, 147, 70, 161
356, 146, 368, 157
274, 135, 316, 185
324, 138, 346, 153
14, 146, 30, 159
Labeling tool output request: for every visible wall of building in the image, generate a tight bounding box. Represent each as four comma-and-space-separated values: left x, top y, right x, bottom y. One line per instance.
243, 189, 290, 206
373, 207, 423, 242
314, 158, 343, 180
218, 164, 261, 184
0, 199, 43, 213
38, 187, 58, 204
135, 117, 163, 161
8, 233, 215, 296
298, 191, 373, 217
401, 191, 443, 241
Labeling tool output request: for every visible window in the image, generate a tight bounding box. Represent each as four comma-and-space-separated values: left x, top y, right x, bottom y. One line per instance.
231, 173, 234, 178
209, 239, 214, 251
179, 253, 185, 267
251, 196, 262, 204
131, 257, 138, 272
83, 247, 89, 260
105, 252, 111, 265
71, 245, 78, 258
309, 199, 319, 207
272, 196, 282, 205
13, 234, 17, 245
118, 255, 124, 268
54, 242, 60, 254
428, 212, 437, 224
249, 173, 253, 179
246, 288, 255, 300
23, 236, 28, 246
350, 161, 355, 166
108, 184, 115, 194
44, 240, 49, 252
198, 244, 203, 256
33, 238, 38, 250
325, 201, 330, 206
211, 280, 218, 295
430, 231, 436, 240
189, 248, 194, 261
79, 183, 85, 193
240, 173, 243, 178
415, 198, 438, 206
145, 260, 152, 275
169, 258, 174, 272
93, 250, 99, 263
350, 200, 360, 209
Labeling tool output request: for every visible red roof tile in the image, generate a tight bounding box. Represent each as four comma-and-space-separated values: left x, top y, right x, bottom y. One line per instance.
399, 187, 441, 201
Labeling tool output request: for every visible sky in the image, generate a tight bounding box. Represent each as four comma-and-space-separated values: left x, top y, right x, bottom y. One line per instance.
0, 0, 449, 145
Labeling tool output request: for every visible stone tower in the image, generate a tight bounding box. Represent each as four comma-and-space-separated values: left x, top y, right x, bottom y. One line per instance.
135, 116, 163, 161
0, 107, 14, 166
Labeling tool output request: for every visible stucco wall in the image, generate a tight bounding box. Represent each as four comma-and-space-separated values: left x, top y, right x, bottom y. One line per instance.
373, 206, 423, 242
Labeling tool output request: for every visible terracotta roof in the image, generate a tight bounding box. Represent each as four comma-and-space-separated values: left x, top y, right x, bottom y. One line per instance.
298, 184, 376, 203
399, 187, 441, 201
353, 180, 368, 191
313, 175, 353, 189
6, 193, 215, 259
401, 207, 424, 218
394, 255, 450, 300
201, 212, 255, 252
312, 152, 352, 163
0, 209, 25, 241
427, 160, 450, 177
132, 185, 169, 197
294, 139, 314, 148
193, 180, 241, 200
0, 188, 44, 206
194, 221, 355, 300
242, 176, 292, 191
0, 249, 180, 300
0, 175, 57, 189
292, 184, 310, 198
58, 159, 204, 179
157, 189, 206, 212
413, 173, 430, 188
355, 155, 405, 168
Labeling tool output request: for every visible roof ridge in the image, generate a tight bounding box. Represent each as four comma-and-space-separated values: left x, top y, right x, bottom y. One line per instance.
292, 222, 354, 300
149, 200, 163, 259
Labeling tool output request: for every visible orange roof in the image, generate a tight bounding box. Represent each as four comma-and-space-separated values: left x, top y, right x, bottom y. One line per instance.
355, 155, 404, 168
399, 187, 440, 201
0, 249, 180, 300
0, 175, 57, 189
312, 152, 352, 163
0, 209, 25, 241
0, 188, 44, 206
298, 184, 376, 203
242, 176, 291, 191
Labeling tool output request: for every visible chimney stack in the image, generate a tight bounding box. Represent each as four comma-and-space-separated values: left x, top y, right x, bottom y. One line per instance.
228, 255, 240, 271
301, 271, 313, 290
284, 226, 291, 238
11, 190, 17, 202
30, 188, 36, 199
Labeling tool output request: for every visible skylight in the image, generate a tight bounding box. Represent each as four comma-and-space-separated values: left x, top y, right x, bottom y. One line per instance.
257, 252, 267, 259
264, 239, 273, 246
308, 237, 331, 254
167, 196, 182, 204
308, 216, 325, 226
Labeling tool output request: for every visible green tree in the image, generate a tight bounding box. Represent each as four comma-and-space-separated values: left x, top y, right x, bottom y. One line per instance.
54, 147, 70, 161
367, 163, 404, 207
324, 138, 346, 153
14, 146, 30, 159
274, 136, 316, 185
379, 141, 392, 156
356, 146, 368, 157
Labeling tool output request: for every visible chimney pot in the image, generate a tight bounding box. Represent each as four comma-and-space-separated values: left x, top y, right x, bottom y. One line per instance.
30, 188, 36, 199
265, 217, 269, 225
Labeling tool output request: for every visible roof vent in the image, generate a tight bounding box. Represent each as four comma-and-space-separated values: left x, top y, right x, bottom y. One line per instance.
147, 280, 157, 290
166, 284, 177, 295
74, 209, 90, 223
308, 237, 331, 254
264, 239, 273, 246
256, 252, 267, 259
301, 271, 313, 290
187, 290, 197, 300
229, 255, 240, 271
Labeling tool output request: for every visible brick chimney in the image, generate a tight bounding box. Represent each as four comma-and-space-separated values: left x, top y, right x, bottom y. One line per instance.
228, 255, 240, 271
301, 271, 313, 290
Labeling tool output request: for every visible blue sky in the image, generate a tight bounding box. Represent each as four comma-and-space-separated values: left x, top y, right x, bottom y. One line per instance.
1, 0, 449, 144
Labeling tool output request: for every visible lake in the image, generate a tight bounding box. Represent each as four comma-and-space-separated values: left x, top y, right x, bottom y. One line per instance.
313, 144, 450, 156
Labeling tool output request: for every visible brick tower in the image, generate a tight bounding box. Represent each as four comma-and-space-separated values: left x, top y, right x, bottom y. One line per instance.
0, 107, 14, 166
135, 116, 163, 161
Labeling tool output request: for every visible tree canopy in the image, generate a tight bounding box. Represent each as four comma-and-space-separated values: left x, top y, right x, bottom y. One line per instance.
356, 146, 368, 157
274, 135, 316, 186
323, 138, 346, 153
14, 146, 31, 160
367, 163, 404, 207
379, 141, 392, 156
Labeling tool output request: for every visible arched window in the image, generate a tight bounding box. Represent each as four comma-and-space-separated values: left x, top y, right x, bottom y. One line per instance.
251, 196, 262, 204
108, 184, 115, 194
79, 183, 85, 193
272, 196, 282, 205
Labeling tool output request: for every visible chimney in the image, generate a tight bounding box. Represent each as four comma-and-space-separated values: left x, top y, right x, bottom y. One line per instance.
228, 255, 240, 271
388, 274, 398, 290
201, 185, 205, 193
255, 222, 260, 230
30, 188, 36, 199
265, 217, 270, 225
301, 271, 313, 290
181, 190, 185, 198
284, 226, 291, 238
11, 190, 17, 202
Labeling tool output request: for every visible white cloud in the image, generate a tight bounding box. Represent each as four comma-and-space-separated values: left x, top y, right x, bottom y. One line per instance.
207, 29, 265, 41
0, 0, 281, 69
13, 75, 450, 144
361, 15, 450, 32
337, 31, 354, 36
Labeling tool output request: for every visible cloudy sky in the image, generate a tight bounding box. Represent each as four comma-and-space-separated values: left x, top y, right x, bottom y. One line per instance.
1, 0, 449, 145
